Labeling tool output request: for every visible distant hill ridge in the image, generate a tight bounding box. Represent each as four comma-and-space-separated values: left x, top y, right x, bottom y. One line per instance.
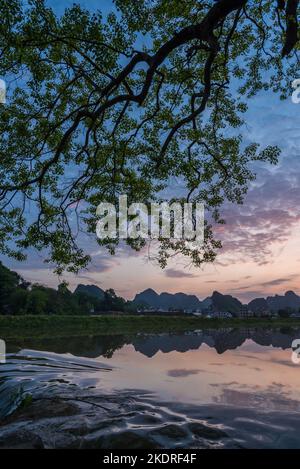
3, 258, 299, 314
133, 288, 300, 313
74, 284, 105, 299
133, 288, 202, 311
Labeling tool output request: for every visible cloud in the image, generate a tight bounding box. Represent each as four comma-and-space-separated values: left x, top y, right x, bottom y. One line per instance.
207, 97, 300, 267
165, 268, 196, 278
233, 290, 267, 302
231, 274, 299, 293
86, 257, 120, 273
215, 153, 300, 264
261, 275, 299, 287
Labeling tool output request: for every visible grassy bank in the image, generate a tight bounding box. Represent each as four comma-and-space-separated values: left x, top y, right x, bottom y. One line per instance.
1, 314, 300, 340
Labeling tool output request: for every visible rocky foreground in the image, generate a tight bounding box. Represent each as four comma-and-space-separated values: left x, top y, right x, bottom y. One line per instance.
0, 388, 230, 449
2, 387, 300, 449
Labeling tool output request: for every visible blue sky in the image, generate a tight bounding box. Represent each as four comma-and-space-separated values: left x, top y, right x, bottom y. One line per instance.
47, 0, 113, 14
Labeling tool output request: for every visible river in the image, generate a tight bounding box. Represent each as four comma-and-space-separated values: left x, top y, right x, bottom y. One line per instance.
1, 327, 300, 448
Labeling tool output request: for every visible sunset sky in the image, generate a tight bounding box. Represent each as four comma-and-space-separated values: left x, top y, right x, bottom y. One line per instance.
1, 0, 300, 303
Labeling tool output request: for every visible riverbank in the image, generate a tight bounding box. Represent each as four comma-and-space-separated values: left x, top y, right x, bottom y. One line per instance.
1, 315, 300, 340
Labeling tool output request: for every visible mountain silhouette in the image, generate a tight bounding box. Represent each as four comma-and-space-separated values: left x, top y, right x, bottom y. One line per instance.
133, 288, 202, 310
74, 284, 105, 299
266, 291, 300, 312
133, 288, 300, 313
248, 297, 269, 314
133, 289, 242, 312
210, 291, 242, 313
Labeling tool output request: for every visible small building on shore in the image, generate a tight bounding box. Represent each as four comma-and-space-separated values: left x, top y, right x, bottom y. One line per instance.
235, 305, 254, 319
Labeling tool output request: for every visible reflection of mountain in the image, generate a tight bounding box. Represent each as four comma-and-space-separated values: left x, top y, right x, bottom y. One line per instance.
11, 328, 300, 358
132, 328, 300, 356
9, 335, 129, 359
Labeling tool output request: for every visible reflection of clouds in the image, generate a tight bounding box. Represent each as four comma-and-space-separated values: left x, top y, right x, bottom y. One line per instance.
167, 369, 203, 377
210, 381, 239, 387
213, 384, 300, 412
228, 363, 262, 371
266, 358, 299, 369
238, 353, 298, 369
235, 342, 267, 354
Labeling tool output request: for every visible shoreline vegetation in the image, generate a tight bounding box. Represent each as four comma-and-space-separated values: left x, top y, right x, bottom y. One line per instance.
1, 315, 300, 340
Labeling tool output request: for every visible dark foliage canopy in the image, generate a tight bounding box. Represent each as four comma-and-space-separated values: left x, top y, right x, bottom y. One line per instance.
0, 0, 299, 272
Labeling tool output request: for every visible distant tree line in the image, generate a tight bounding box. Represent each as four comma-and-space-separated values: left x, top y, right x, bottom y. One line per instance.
0, 262, 136, 315
277, 308, 300, 319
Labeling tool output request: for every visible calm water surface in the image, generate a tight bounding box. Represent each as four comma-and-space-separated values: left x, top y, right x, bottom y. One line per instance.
1, 327, 300, 448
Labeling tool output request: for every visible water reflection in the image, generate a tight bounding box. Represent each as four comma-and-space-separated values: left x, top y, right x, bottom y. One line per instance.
6, 327, 300, 358
2, 327, 300, 448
